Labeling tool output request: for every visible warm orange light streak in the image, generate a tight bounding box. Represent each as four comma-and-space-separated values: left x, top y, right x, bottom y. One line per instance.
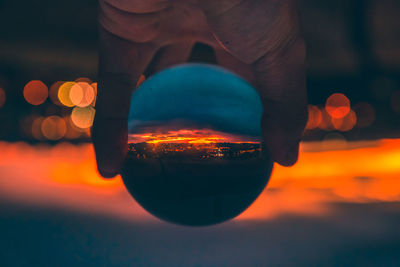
129, 129, 260, 144
1, 139, 400, 223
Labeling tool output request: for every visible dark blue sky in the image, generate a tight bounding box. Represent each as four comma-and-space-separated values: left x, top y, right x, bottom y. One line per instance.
128, 64, 263, 137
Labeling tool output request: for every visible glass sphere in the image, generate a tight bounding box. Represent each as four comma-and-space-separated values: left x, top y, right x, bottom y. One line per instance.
122, 64, 273, 226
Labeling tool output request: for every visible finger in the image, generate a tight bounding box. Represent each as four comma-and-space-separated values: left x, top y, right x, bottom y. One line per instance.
213, 47, 255, 85
144, 42, 194, 76
199, 0, 307, 166
255, 38, 308, 166
92, 27, 157, 178
216, 44, 307, 166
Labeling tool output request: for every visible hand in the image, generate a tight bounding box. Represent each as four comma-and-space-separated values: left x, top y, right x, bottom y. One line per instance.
92, 0, 308, 178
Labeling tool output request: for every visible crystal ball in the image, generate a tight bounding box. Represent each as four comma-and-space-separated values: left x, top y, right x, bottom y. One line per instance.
121, 64, 273, 226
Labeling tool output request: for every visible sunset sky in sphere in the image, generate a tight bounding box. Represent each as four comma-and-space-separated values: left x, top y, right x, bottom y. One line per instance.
128, 64, 263, 139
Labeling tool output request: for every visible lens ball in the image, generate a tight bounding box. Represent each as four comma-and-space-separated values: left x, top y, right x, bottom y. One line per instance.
122, 64, 273, 226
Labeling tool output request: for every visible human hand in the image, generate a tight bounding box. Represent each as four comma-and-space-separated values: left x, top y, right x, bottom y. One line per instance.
92, 0, 307, 178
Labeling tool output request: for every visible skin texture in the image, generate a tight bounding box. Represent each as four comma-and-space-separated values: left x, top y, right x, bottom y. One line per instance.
93, 0, 308, 178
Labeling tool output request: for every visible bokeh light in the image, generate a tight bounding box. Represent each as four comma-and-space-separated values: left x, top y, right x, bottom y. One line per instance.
41, 116, 67, 140
353, 102, 375, 127
70, 82, 95, 107
390, 90, 400, 114
325, 93, 351, 119
75, 77, 92, 84
71, 106, 96, 129
58, 82, 76, 107
91, 82, 97, 107
305, 105, 322, 130
331, 109, 357, 132
318, 107, 334, 130
49, 81, 64, 106
64, 116, 85, 139
23, 80, 48, 105
31, 116, 45, 140
0, 87, 6, 108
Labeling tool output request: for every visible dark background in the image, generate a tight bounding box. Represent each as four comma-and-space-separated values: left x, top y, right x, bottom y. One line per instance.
0, 0, 400, 141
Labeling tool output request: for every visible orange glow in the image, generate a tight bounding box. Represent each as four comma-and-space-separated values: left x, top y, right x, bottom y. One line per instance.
23, 80, 48, 105
0, 87, 5, 107
325, 93, 351, 119
129, 128, 260, 144
331, 109, 357, 131
41, 116, 67, 140
71, 106, 96, 129
305, 105, 322, 130
58, 82, 76, 107
70, 82, 95, 107
239, 139, 400, 220
1, 139, 400, 222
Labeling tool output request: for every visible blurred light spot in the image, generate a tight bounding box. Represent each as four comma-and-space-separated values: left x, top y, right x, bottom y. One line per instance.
64, 117, 84, 139
23, 80, 48, 105
325, 93, 350, 119
318, 108, 333, 131
58, 82, 76, 107
49, 81, 64, 106
75, 77, 92, 84
41, 116, 67, 140
305, 105, 322, 130
31, 116, 45, 140
91, 82, 97, 107
331, 109, 357, 132
70, 82, 95, 107
136, 75, 146, 88
71, 106, 96, 129
353, 102, 375, 127
390, 90, 400, 114
0, 87, 5, 108
322, 132, 347, 151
